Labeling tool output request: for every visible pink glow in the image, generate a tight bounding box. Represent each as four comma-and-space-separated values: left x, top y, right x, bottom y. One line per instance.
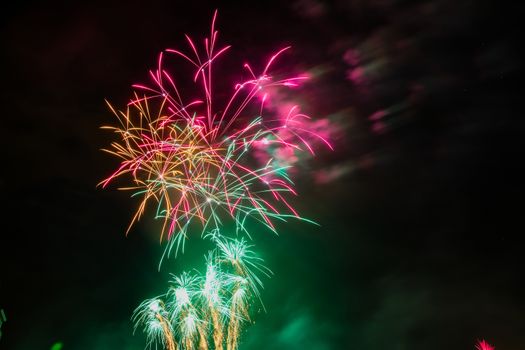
476, 340, 495, 350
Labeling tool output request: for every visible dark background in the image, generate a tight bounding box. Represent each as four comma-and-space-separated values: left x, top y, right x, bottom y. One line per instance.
1, 0, 524, 349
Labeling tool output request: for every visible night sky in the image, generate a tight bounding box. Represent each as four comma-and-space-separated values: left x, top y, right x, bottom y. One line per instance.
1, 0, 524, 349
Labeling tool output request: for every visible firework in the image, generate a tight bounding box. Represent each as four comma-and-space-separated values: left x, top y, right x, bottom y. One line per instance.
168, 272, 209, 349
133, 297, 177, 350
0, 309, 5, 341
476, 340, 495, 350
133, 235, 269, 350
210, 231, 272, 299
214, 233, 271, 350
199, 252, 226, 350
101, 10, 329, 254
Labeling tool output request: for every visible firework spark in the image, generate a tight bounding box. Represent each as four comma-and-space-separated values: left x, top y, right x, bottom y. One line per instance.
132, 297, 177, 350
133, 234, 269, 350
0, 309, 5, 341
101, 10, 329, 255
476, 340, 495, 350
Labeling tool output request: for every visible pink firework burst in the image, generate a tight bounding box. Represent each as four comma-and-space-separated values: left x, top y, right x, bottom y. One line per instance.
101, 10, 332, 252
476, 339, 495, 350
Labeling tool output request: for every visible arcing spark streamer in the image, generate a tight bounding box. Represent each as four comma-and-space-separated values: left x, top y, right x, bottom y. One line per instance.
101, 10, 330, 254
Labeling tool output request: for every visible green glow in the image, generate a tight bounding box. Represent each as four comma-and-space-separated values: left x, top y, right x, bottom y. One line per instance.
50, 342, 63, 350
